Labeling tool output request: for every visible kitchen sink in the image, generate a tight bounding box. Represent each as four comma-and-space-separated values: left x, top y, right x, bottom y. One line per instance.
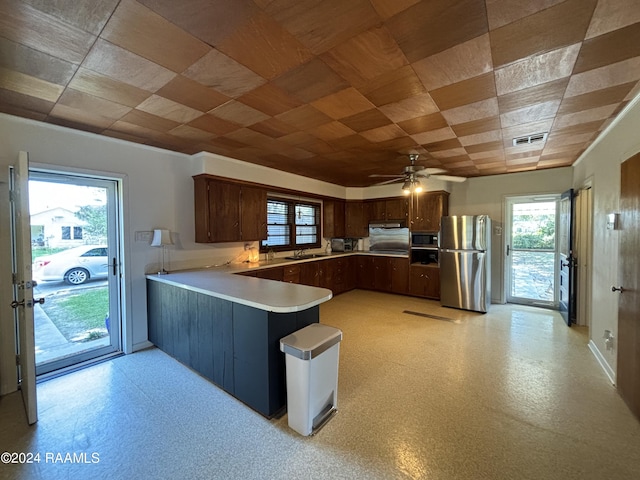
284, 254, 328, 260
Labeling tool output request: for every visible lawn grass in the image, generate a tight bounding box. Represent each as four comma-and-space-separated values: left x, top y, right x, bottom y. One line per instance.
41, 287, 109, 341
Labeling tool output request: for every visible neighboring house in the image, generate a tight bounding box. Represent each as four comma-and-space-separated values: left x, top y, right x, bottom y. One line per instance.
30, 207, 87, 248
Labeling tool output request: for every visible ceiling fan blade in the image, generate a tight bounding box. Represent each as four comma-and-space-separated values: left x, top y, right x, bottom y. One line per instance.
372, 178, 403, 186
423, 168, 447, 174
369, 174, 404, 178
431, 174, 467, 183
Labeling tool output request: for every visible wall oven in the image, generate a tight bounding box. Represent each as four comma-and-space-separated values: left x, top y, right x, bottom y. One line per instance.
411, 231, 439, 265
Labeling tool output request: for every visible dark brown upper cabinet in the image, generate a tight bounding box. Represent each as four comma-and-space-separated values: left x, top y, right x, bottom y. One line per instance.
345, 201, 368, 238
323, 198, 345, 238
409, 191, 449, 232
194, 175, 267, 243
367, 197, 409, 223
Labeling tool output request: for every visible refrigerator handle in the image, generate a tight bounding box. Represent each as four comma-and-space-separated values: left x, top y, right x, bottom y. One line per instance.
506, 245, 510, 256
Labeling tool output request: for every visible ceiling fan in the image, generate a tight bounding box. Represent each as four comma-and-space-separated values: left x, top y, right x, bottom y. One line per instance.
370, 154, 467, 194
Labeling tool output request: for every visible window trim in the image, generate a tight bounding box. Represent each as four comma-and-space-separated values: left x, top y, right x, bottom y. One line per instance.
261, 196, 321, 252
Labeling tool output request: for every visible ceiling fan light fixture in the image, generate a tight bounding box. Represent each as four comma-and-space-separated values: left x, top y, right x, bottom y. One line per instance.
402, 179, 412, 195
413, 180, 423, 193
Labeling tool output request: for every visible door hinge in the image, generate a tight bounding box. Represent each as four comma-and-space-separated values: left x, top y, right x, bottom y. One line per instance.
12, 273, 18, 285
9, 190, 15, 203
15, 354, 20, 366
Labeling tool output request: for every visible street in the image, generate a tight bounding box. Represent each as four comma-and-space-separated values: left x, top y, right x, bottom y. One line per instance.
34, 279, 108, 298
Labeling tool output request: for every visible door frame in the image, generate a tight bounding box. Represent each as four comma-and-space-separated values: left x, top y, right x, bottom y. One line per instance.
28, 169, 123, 375
1, 161, 132, 394
29, 162, 132, 357
574, 180, 593, 327
504, 194, 560, 308
0, 157, 18, 394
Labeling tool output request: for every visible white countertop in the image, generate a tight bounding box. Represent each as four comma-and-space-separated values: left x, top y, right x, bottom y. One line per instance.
147, 268, 333, 314
146, 251, 409, 314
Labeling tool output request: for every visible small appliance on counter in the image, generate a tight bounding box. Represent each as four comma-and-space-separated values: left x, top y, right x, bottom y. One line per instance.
330, 237, 357, 252
439, 215, 491, 313
368, 222, 410, 255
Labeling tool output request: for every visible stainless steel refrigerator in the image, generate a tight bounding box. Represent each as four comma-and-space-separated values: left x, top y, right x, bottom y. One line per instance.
439, 215, 491, 313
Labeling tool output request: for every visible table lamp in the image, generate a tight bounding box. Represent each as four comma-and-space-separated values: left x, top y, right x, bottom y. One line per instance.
151, 228, 173, 275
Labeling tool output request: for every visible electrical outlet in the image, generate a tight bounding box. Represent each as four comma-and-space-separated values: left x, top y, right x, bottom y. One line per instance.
604, 330, 615, 351
135, 231, 153, 242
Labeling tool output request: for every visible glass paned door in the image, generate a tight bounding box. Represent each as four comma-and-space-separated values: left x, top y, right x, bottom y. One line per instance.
29, 171, 122, 375
506, 196, 559, 307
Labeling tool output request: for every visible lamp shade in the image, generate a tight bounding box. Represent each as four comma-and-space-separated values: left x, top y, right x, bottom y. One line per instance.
151, 229, 173, 247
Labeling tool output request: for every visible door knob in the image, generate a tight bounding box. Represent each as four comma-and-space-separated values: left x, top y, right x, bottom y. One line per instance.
611, 286, 625, 293
34, 297, 45, 305
10, 299, 25, 308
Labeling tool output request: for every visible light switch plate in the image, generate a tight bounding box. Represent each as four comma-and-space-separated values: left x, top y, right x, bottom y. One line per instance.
135, 231, 153, 242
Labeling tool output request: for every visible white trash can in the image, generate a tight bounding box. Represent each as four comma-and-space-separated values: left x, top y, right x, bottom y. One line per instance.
280, 323, 342, 436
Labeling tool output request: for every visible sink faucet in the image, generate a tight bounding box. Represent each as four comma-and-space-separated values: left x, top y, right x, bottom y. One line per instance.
295, 248, 307, 258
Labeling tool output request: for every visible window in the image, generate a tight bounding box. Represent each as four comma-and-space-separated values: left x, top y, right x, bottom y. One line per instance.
262, 197, 320, 251
61, 225, 83, 240
81, 247, 107, 257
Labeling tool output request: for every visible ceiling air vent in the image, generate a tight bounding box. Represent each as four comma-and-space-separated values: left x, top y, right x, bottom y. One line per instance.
512, 132, 548, 147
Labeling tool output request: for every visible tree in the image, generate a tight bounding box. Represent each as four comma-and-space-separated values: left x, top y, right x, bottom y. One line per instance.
512, 214, 555, 249
76, 205, 107, 244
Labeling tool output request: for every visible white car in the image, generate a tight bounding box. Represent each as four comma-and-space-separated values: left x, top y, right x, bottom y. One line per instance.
33, 245, 109, 285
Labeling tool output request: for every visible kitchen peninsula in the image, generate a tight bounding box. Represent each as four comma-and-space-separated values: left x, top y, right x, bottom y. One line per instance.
147, 268, 332, 417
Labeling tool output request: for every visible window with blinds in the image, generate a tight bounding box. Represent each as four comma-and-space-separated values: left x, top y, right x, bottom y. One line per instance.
262, 197, 321, 251
265, 199, 290, 247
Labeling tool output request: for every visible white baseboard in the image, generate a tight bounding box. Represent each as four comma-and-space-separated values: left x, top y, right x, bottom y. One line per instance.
588, 340, 616, 385
132, 340, 154, 353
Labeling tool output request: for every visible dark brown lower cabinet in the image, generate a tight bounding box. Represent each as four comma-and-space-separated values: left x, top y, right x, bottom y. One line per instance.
256, 266, 283, 281
409, 264, 440, 299
147, 279, 318, 417
236, 270, 257, 277
373, 256, 391, 290
356, 256, 375, 289
390, 258, 409, 294
354, 256, 409, 294
330, 257, 350, 294
299, 261, 320, 286
237, 255, 425, 300
283, 264, 300, 283
344, 256, 357, 291
320, 259, 334, 290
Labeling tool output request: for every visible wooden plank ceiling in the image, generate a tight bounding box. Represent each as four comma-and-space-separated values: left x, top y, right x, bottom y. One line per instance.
1, 0, 639, 187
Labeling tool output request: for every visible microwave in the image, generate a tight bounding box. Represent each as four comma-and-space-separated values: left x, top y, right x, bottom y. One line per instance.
411, 232, 438, 248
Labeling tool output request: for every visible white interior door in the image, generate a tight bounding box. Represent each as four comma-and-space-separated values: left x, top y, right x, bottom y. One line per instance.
10, 151, 38, 424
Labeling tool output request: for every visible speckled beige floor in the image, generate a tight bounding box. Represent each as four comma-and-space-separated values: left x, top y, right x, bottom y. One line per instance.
1, 290, 639, 479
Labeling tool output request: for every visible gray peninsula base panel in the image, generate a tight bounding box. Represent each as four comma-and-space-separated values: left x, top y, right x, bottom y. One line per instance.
147, 280, 318, 417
